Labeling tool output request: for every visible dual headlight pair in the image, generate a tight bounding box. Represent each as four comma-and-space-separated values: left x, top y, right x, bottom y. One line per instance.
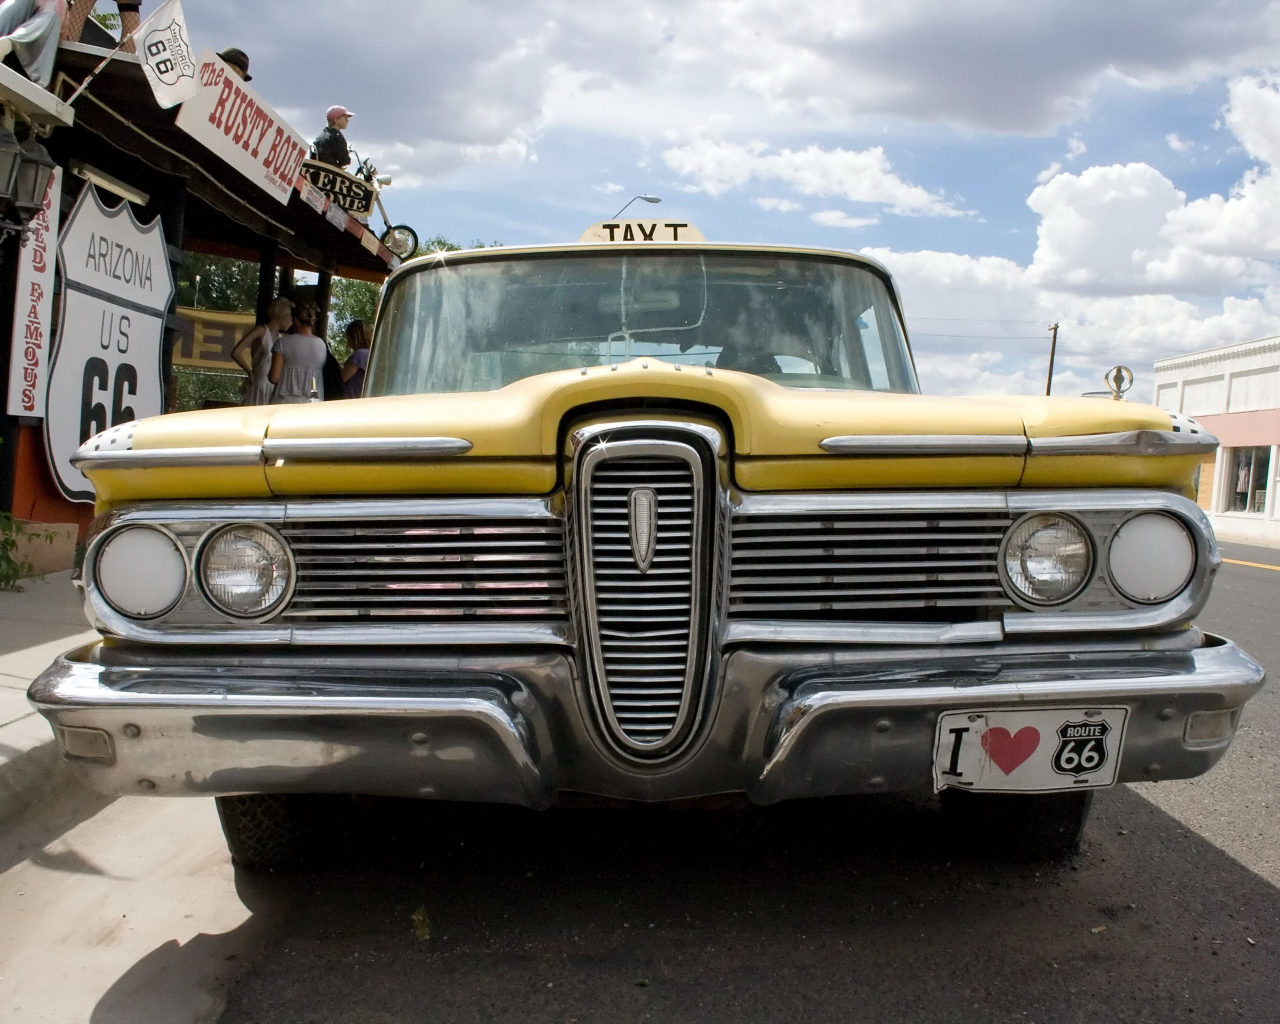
95, 524, 292, 621
1002, 511, 1196, 607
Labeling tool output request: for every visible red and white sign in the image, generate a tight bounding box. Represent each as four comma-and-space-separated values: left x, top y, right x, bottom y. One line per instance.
5, 166, 61, 418
174, 48, 307, 205
933, 706, 1129, 793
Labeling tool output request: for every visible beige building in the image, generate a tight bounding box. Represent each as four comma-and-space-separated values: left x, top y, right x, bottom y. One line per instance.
1154, 335, 1280, 547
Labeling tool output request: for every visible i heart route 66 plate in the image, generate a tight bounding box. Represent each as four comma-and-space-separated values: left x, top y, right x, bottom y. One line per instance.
933, 707, 1129, 793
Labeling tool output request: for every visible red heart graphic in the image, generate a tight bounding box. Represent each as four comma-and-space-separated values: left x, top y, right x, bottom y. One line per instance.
981, 726, 1041, 775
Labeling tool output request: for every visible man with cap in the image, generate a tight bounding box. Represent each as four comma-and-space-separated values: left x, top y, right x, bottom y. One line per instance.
218, 46, 251, 81
313, 105, 353, 169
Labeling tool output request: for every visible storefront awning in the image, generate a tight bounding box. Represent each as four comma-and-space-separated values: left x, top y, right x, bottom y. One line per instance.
51, 41, 394, 282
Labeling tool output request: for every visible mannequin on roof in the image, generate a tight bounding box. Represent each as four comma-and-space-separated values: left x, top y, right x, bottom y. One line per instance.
0, 0, 66, 87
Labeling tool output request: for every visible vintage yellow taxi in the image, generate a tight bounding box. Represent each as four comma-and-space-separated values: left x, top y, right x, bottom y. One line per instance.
30, 222, 1264, 866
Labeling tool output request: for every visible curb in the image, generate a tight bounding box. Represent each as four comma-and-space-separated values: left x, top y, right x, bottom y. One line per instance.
0, 712, 60, 825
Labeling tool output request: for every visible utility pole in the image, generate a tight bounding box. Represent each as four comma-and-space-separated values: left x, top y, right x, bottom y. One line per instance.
1045, 322, 1059, 396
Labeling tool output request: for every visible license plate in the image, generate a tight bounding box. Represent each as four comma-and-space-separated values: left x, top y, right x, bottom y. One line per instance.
933, 707, 1129, 793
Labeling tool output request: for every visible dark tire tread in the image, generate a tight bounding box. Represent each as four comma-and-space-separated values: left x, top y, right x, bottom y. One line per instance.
216, 794, 307, 870
941, 789, 1094, 862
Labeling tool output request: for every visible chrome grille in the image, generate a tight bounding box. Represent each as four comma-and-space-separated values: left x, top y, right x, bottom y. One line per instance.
280, 517, 568, 624
580, 444, 707, 755
729, 509, 1013, 622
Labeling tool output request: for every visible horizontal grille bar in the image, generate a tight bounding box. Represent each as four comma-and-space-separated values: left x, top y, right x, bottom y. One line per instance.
281, 517, 569, 625
729, 510, 1013, 624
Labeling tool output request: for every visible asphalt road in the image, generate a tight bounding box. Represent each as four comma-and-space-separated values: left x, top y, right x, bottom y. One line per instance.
2, 542, 1279, 1023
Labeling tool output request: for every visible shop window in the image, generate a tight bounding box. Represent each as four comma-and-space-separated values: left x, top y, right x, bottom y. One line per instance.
1228, 446, 1272, 513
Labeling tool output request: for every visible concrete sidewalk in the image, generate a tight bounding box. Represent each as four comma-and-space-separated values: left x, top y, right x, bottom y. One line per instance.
0, 572, 99, 823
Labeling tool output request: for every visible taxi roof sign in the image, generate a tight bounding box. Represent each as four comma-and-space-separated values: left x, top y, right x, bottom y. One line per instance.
578, 220, 706, 243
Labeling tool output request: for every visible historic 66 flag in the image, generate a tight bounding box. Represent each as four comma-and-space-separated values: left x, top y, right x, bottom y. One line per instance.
135, 0, 199, 108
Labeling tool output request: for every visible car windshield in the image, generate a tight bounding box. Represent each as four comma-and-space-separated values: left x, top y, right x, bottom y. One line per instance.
366, 251, 918, 395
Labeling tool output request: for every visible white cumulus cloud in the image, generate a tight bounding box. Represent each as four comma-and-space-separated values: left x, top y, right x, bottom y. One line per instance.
663, 140, 963, 216
1036, 162, 1063, 184
1166, 132, 1193, 152
811, 210, 880, 229
757, 197, 803, 212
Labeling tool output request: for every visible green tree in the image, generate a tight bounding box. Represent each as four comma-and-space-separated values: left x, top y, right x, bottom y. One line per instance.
175, 253, 258, 313
330, 276, 379, 336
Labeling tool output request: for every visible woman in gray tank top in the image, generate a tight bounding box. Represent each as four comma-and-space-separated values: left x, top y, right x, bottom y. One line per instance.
269, 303, 329, 403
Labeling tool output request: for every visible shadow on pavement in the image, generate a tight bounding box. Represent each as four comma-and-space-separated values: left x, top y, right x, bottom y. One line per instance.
0, 767, 113, 877
91, 785, 1279, 1024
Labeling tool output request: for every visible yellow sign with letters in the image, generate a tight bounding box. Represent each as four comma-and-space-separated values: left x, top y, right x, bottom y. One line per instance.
170, 306, 254, 373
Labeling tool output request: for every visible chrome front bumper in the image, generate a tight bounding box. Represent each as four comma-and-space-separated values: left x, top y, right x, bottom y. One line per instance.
29, 634, 1265, 807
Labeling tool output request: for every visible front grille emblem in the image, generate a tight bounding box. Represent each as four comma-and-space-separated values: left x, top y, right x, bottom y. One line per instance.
628, 487, 657, 573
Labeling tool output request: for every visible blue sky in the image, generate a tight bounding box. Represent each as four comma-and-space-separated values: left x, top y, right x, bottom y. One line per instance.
179, 0, 1280, 400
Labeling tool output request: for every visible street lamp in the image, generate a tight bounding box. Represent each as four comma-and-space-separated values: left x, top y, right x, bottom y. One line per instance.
194, 274, 201, 309
13, 137, 56, 221
612, 194, 661, 218
0, 127, 24, 202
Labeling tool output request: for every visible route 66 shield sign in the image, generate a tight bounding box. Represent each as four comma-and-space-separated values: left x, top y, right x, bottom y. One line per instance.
1052, 719, 1112, 777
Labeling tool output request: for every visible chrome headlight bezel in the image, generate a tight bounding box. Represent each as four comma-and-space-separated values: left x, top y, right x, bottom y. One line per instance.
196, 523, 296, 620
998, 511, 1095, 608
92, 524, 190, 620
1106, 510, 1197, 605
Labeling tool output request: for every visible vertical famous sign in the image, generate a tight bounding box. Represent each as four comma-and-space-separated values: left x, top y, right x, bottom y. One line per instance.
5, 166, 61, 418
174, 48, 307, 204
43, 186, 174, 502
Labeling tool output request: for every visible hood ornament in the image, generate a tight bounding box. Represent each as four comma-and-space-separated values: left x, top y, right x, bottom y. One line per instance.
1105, 365, 1133, 401
628, 488, 657, 573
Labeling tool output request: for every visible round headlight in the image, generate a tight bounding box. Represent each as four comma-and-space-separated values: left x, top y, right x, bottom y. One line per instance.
200, 525, 292, 618
1002, 513, 1093, 605
96, 526, 187, 618
1108, 512, 1195, 603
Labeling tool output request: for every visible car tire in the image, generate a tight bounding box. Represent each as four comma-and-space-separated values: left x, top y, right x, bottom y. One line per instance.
940, 789, 1094, 862
216, 794, 312, 870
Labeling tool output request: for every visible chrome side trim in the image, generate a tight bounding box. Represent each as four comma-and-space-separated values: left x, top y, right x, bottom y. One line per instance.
289, 623, 572, 645
734, 490, 1008, 514
70, 446, 264, 470
818, 434, 1028, 456
725, 620, 1004, 645
1028, 430, 1218, 457
71, 436, 478, 470
261, 436, 473, 461
281, 496, 559, 521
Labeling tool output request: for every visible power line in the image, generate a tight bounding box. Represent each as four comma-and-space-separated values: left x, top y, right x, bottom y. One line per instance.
905, 317, 1049, 325
910, 332, 1049, 340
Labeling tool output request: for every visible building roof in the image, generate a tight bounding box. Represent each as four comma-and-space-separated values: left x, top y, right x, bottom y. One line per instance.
1153, 333, 1280, 373
52, 42, 394, 282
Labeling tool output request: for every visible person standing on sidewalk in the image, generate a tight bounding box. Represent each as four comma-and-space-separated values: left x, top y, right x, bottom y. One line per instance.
231, 296, 293, 406
340, 319, 371, 398
269, 303, 327, 404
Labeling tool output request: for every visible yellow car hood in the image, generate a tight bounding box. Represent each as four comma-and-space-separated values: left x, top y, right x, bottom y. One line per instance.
88, 360, 1194, 505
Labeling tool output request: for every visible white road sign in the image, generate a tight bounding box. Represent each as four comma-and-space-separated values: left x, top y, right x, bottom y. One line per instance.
43, 185, 174, 502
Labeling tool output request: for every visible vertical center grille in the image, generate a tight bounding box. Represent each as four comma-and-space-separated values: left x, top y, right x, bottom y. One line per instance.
577, 437, 712, 758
